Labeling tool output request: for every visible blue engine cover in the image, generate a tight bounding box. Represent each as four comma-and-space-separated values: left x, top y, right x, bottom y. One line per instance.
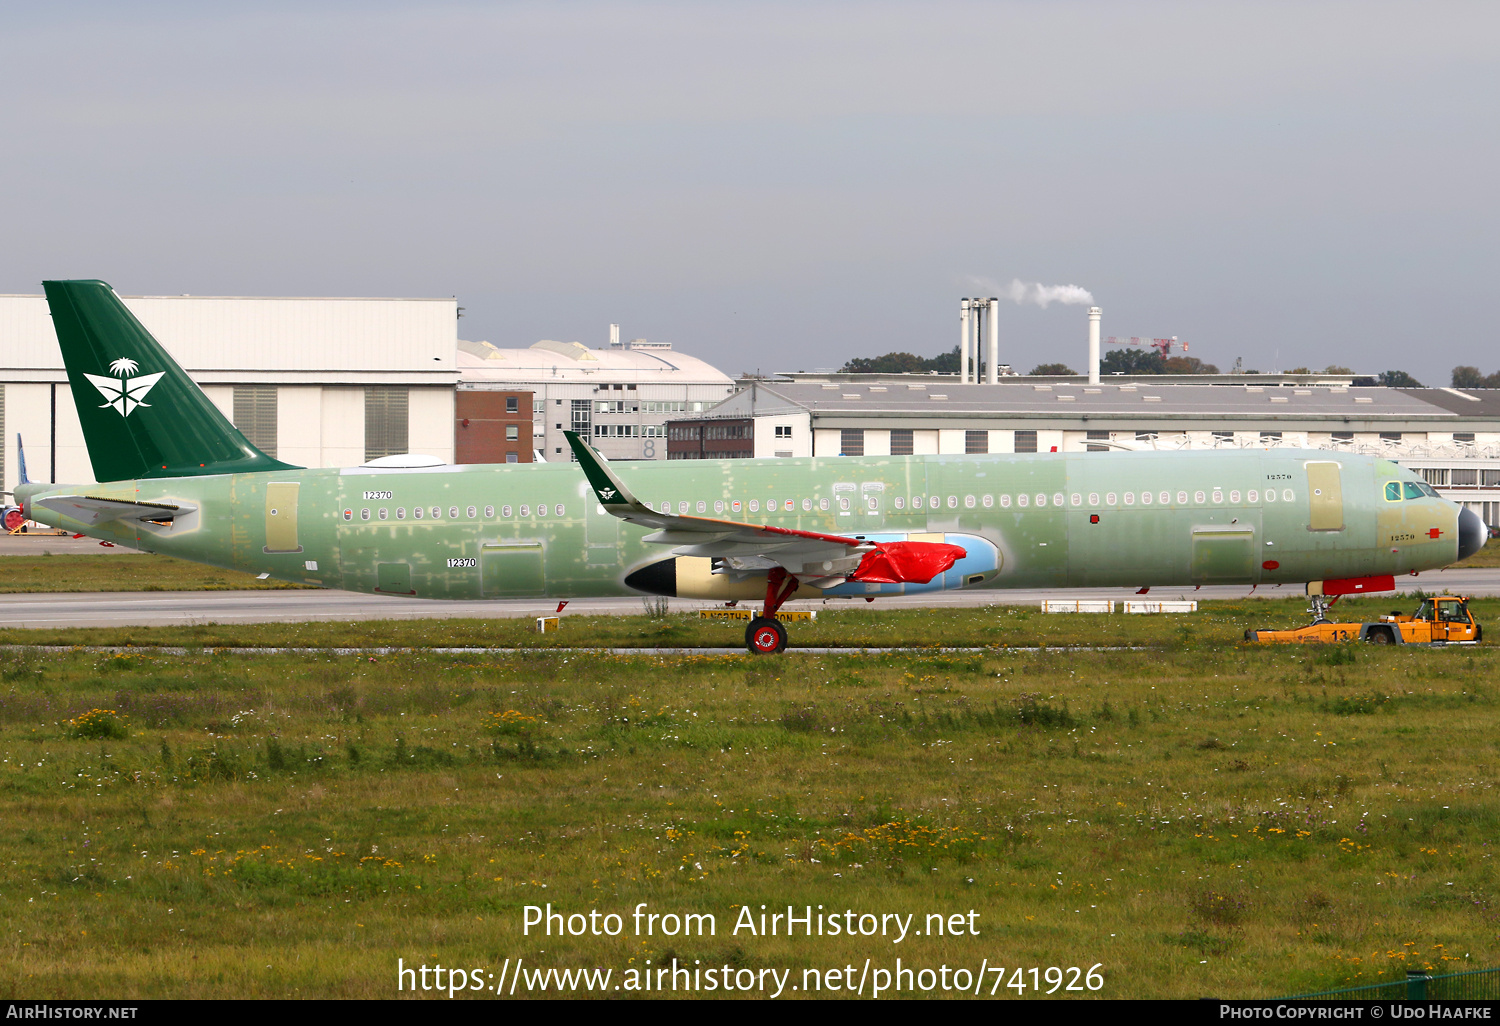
821, 533, 1000, 596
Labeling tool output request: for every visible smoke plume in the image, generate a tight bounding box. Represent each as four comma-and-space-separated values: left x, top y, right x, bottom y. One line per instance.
989, 278, 1095, 308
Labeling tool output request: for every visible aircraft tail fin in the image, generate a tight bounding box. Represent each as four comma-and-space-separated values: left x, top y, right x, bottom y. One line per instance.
43, 280, 298, 481
15, 434, 28, 485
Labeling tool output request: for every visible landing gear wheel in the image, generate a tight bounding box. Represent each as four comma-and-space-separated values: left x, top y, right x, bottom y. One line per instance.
745, 616, 787, 655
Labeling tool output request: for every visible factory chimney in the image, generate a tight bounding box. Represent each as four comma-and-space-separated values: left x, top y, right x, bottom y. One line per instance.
959, 299, 971, 384
1087, 307, 1102, 385
986, 297, 999, 384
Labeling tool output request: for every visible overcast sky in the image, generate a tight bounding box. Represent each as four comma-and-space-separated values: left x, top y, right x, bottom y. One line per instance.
3, 1, 1496, 379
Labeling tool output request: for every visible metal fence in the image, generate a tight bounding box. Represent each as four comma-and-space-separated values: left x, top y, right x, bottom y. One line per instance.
1286, 967, 1500, 1000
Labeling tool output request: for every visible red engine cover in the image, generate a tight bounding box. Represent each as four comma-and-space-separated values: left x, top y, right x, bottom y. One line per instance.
1323, 575, 1396, 596
850, 541, 968, 584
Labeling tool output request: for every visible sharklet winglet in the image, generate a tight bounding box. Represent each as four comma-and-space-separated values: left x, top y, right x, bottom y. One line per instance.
564, 430, 649, 511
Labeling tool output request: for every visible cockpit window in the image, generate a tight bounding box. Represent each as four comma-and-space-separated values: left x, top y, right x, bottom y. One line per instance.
1385, 482, 1402, 501
1417, 481, 1440, 498
1403, 481, 1425, 500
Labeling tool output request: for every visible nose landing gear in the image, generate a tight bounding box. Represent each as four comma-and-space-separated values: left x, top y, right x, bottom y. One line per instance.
744, 567, 799, 654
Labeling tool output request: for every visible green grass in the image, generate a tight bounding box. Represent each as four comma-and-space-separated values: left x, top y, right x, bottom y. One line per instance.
0, 609, 1495, 998
1459, 539, 1500, 568
0, 554, 311, 593
0, 594, 1491, 652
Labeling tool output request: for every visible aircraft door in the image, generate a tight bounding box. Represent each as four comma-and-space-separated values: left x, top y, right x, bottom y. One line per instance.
1306, 462, 1345, 531
584, 489, 619, 567
264, 481, 302, 553
482, 542, 546, 596
1190, 526, 1256, 583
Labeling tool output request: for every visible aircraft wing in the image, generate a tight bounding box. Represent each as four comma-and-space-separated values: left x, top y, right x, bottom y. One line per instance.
564, 431, 963, 586
33, 494, 197, 527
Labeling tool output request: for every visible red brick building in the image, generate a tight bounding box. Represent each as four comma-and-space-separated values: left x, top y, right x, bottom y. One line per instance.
455, 390, 533, 463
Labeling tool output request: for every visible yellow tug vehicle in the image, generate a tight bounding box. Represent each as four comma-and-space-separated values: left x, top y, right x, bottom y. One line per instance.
1247, 590, 1482, 646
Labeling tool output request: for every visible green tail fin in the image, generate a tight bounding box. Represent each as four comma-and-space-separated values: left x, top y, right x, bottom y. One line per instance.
43, 280, 298, 481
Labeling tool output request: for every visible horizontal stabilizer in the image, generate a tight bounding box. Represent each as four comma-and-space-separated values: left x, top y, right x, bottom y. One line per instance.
34, 494, 197, 527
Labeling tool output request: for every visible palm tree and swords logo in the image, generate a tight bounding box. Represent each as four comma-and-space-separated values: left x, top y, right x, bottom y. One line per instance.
83, 358, 166, 417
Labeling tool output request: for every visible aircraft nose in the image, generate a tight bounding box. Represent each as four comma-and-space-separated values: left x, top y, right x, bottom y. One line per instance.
1456, 505, 1486, 562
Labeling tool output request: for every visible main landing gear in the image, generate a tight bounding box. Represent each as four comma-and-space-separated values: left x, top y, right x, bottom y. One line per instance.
745, 567, 799, 654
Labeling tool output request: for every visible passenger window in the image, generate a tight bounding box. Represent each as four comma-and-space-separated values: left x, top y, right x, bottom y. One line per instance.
519, 505, 530, 517
802, 498, 811, 511
414, 506, 424, 519
1212, 489, 1223, 504
1265, 490, 1276, 503
982, 494, 993, 508
837, 498, 848, 511
360, 509, 370, 521
1403, 482, 1424, 500
1176, 491, 1188, 505
679, 501, 690, 514
1123, 492, 1134, 505
1140, 491, 1152, 505
1017, 494, 1029, 508
751, 500, 761, 512
1248, 489, 1259, 503
818, 498, 829, 511
431, 506, 441, 519
555, 504, 564, 517
396, 508, 406, 519
1106, 492, 1117, 506
947, 495, 958, 509
1194, 491, 1205, 504
469, 505, 479, 518
1088, 492, 1099, 506
1052, 493, 1064, 507
1000, 494, 1011, 508
484, 506, 495, 518
1282, 489, 1294, 502
1229, 490, 1240, 504
501, 505, 512, 518
449, 506, 460, 519
1034, 493, 1046, 508
378, 508, 388, 520
697, 501, 706, 513
1385, 482, 1402, 501
715, 500, 724, 513
1159, 491, 1170, 505
929, 496, 940, 510
964, 495, 975, 508
895, 497, 906, 510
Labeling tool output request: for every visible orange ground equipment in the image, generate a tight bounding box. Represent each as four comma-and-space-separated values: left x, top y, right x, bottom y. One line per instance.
1246, 596, 1482, 646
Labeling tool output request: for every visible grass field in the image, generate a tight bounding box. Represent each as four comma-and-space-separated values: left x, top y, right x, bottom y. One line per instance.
0, 554, 311, 593
1, 600, 1497, 999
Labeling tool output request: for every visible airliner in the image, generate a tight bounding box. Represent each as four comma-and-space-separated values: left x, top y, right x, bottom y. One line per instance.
9, 280, 1488, 653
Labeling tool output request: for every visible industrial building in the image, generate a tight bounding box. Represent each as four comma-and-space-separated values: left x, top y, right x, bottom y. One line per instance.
666, 378, 1500, 525
456, 327, 736, 462
0, 292, 460, 493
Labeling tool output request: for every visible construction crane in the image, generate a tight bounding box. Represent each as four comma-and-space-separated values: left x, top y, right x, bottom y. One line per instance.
1104, 336, 1186, 357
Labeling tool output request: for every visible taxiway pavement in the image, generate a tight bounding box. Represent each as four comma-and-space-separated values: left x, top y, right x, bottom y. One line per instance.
1, 569, 1496, 629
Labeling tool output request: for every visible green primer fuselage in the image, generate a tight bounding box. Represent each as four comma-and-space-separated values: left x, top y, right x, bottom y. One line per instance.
17, 448, 1463, 599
